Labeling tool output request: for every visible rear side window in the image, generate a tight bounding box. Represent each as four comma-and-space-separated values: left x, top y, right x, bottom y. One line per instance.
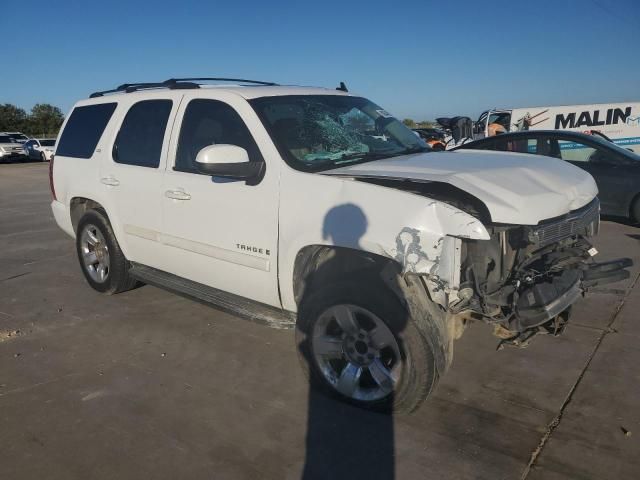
113, 100, 173, 168
56, 103, 117, 158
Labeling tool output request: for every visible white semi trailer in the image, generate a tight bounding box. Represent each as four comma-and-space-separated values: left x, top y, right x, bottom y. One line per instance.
474, 102, 640, 152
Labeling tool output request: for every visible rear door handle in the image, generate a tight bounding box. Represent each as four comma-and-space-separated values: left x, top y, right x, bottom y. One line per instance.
100, 176, 120, 187
165, 189, 191, 201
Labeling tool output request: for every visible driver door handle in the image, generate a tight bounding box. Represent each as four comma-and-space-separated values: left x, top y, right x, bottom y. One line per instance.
165, 189, 191, 201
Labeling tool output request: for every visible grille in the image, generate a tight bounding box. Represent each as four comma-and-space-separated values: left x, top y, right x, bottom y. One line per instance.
528, 199, 600, 246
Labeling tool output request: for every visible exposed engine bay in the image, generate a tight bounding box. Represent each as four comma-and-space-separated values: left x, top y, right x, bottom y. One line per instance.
454, 197, 632, 346
357, 177, 632, 347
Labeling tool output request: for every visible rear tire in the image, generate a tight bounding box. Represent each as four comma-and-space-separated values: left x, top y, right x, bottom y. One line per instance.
76, 209, 138, 294
40, 152, 46, 162
631, 197, 640, 224
296, 273, 441, 413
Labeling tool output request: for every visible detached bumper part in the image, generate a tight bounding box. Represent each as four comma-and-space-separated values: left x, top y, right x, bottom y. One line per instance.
515, 270, 582, 331
582, 258, 632, 287
513, 257, 633, 332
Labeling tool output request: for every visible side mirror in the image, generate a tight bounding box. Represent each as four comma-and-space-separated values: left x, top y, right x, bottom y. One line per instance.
195, 144, 264, 181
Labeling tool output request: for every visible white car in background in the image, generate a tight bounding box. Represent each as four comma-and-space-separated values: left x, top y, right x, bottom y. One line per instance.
0, 131, 30, 144
24, 138, 56, 161
0, 134, 27, 162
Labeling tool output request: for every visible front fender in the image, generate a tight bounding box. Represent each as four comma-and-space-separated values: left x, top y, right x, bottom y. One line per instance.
278, 171, 489, 311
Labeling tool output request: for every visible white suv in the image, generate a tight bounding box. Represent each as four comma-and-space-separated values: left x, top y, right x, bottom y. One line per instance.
50, 78, 631, 412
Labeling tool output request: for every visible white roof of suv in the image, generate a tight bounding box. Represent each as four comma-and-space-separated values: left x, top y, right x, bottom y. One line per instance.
87, 78, 352, 101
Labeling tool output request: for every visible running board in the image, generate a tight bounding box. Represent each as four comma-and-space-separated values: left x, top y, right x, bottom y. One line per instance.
129, 263, 296, 329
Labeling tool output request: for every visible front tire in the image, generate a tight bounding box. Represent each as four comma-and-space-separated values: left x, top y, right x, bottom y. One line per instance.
76, 209, 137, 294
296, 275, 441, 413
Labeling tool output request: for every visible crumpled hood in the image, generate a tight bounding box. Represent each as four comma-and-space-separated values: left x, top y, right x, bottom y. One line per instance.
324, 149, 598, 225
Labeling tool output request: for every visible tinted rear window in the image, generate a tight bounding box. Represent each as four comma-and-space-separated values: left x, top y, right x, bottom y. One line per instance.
56, 103, 117, 158
113, 100, 172, 168
40, 139, 56, 146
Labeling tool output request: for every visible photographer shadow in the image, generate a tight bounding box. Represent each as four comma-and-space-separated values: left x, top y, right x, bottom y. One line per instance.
298, 203, 405, 480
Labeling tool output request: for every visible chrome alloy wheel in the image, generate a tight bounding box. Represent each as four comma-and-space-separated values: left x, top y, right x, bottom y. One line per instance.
80, 224, 110, 283
311, 304, 402, 402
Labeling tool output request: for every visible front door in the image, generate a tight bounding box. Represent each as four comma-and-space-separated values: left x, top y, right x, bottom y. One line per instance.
555, 136, 632, 215
160, 92, 281, 307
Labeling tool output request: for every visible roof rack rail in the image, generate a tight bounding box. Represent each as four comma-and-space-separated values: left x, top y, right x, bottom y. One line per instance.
90, 81, 200, 98
164, 77, 278, 86
89, 77, 278, 98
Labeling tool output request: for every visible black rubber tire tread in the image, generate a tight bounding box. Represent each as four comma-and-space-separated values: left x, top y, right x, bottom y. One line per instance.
296, 271, 441, 414
75, 209, 138, 295
631, 196, 640, 224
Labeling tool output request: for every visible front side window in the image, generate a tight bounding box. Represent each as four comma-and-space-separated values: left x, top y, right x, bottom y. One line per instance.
113, 100, 173, 168
250, 95, 428, 172
56, 103, 117, 158
175, 99, 263, 173
491, 136, 530, 153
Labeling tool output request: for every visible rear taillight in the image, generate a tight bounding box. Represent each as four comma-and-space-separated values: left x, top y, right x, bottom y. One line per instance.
49, 155, 57, 200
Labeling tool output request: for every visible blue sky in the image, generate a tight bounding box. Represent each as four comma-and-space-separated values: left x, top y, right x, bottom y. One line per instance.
1, 0, 638, 121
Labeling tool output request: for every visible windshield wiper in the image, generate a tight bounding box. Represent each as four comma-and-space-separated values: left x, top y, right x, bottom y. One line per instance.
336, 151, 392, 162
304, 152, 392, 171
397, 146, 431, 155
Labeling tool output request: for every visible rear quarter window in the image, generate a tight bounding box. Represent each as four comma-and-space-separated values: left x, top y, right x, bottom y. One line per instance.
56, 103, 117, 158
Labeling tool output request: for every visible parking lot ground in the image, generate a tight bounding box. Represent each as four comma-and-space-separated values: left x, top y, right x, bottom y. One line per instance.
1, 162, 639, 479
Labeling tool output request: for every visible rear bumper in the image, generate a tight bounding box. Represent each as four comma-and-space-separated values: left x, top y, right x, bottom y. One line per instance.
51, 200, 74, 238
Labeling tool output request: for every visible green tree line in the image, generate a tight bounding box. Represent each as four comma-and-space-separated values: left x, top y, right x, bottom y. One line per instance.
402, 118, 438, 129
0, 103, 64, 138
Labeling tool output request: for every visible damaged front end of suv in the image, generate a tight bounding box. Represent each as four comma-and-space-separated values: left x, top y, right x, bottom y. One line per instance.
346, 173, 632, 349
423, 197, 630, 348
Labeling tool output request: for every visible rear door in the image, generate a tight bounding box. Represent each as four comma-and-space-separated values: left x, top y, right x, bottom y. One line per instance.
159, 91, 281, 307
99, 92, 181, 266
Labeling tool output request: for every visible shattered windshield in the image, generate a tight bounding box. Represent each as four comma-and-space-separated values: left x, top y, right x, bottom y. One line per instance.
250, 95, 429, 171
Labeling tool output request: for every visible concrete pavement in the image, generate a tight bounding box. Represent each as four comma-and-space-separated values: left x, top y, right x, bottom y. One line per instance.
1, 162, 638, 479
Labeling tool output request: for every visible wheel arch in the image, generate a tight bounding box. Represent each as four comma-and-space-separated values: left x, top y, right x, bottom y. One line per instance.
69, 197, 131, 258
70, 197, 107, 233
292, 244, 404, 308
